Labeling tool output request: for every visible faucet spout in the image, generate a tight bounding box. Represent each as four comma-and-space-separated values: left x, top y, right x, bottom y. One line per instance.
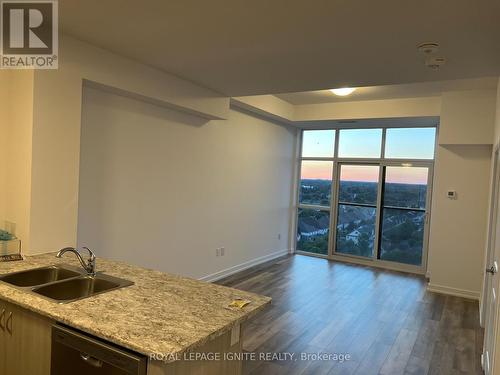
56, 247, 97, 276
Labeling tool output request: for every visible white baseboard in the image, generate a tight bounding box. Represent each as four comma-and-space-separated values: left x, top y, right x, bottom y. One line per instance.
199, 249, 290, 283
427, 283, 480, 300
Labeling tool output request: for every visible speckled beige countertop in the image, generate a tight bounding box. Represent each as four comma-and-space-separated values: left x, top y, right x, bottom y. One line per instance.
0, 253, 271, 358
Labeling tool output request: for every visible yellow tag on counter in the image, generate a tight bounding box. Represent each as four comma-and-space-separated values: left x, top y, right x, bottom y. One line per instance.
228, 299, 251, 309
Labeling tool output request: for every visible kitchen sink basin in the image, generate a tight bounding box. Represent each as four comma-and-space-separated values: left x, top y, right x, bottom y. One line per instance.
0, 266, 81, 287
32, 273, 133, 303
0, 264, 134, 303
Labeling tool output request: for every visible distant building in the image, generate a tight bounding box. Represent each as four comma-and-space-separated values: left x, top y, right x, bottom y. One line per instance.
346, 230, 362, 244
297, 215, 329, 241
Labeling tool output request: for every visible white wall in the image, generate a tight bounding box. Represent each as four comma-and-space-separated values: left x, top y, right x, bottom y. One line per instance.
426, 89, 497, 299
0, 71, 8, 225
439, 90, 497, 144
427, 144, 492, 298
77, 87, 296, 279
232, 95, 295, 123
6, 71, 34, 249
25, 35, 229, 254
0, 71, 34, 248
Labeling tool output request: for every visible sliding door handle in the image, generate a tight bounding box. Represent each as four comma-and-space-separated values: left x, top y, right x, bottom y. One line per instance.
487, 262, 498, 275
487, 266, 498, 275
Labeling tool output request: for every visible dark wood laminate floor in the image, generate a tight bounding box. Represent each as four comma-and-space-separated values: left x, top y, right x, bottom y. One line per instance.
217, 254, 484, 375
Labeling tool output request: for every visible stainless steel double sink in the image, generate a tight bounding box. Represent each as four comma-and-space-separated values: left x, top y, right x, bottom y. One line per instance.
0, 265, 133, 303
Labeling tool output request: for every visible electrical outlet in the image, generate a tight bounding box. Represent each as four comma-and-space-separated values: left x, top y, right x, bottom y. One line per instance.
278, 233, 281, 240
5, 221, 16, 236
215, 248, 220, 257
220, 247, 225, 256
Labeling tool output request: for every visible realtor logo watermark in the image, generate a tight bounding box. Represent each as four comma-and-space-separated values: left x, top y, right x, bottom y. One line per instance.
1, 0, 58, 69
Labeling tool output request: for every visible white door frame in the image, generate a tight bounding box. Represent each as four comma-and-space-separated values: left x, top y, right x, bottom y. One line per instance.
482, 144, 500, 375
482, 144, 500, 326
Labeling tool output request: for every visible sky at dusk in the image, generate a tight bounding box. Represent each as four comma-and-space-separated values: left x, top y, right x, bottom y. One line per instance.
302, 130, 335, 157
386, 167, 428, 185
340, 165, 379, 182
302, 163, 428, 185
385, 128, 436, 159
301, 127, 434, 184
338, 129, 382, 158
301, 161, 333, 180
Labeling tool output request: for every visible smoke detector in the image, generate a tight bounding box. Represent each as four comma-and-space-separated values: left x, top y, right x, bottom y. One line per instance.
425, 56, 446, 70
417, 42, 439, 54
417, 41, 446, 70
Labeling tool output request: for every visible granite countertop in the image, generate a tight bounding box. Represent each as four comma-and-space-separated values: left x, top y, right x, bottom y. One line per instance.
0, 253, 271, 358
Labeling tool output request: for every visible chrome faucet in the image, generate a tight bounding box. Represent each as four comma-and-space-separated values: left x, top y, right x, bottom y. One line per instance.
56, 247, 97, 276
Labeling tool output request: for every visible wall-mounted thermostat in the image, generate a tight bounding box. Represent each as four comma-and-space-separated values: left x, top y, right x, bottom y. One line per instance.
447, 190, 457, 199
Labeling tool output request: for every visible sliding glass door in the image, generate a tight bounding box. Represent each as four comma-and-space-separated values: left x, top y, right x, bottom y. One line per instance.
379, 166, 430, 266
336, 165, 380, 258
295, 126, 436, 273
332, 163, 432, 268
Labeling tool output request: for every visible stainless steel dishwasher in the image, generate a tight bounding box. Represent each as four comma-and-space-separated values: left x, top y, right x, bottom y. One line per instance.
51, 325, 148, 375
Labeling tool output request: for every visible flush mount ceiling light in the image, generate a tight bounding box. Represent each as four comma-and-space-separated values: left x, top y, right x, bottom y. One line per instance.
330, 87, 356, 96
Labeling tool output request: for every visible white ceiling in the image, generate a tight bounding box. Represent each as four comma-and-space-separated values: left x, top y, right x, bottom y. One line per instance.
60, 0, 500, 96
275, 77, 499, 105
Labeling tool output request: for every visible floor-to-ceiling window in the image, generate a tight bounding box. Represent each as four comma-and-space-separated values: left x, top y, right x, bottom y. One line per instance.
296, 130, 335, 255
295, 125, 436, 273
